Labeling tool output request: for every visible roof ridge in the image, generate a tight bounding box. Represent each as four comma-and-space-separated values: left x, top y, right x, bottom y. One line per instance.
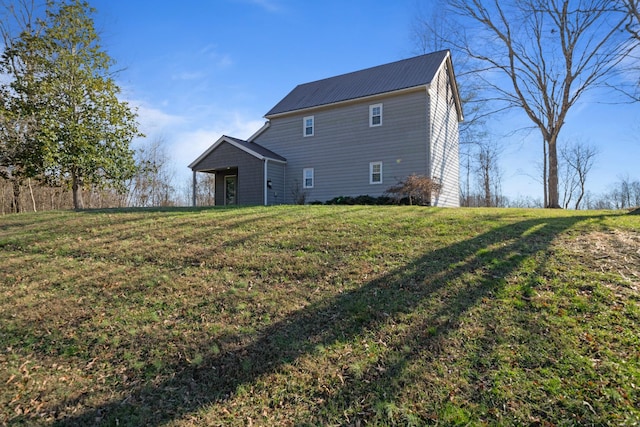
296, 50, 450, 88
265, 50, 451, 117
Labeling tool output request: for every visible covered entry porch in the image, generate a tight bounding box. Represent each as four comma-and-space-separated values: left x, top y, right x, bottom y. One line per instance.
188, 135, 286, 206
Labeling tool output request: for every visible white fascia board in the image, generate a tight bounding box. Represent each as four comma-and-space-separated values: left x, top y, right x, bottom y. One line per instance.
247, 121, 271, 142
188, 135, 228, 169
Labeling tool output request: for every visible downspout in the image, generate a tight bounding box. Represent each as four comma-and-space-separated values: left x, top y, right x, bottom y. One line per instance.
264, 159, 269, 206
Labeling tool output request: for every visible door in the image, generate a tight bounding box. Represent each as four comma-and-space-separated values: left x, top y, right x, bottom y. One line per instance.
224, 175, 237, 205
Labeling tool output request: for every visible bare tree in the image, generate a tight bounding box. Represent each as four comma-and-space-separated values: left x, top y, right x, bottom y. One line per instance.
436, 0, 635, 208
611, 175, 640, 208
624, 0, 640, 40
386, 174, 442, 206
475, 140, 503, 207
560, 141, 598, 209
128, 137, 177, 207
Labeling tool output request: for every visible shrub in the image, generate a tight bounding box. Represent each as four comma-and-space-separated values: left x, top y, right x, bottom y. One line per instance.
385, 174, 441, 206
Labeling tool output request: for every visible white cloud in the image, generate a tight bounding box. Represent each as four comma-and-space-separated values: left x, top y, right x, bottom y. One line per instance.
169, 113, 265, 174
131, 100, 186, 136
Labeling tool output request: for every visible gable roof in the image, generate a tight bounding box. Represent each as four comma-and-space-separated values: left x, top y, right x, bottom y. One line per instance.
265, 50, 454, 117
189, 135, 286, 170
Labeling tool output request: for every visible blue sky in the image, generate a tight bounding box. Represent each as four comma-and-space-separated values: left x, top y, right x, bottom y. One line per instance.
89, 0, 639, 203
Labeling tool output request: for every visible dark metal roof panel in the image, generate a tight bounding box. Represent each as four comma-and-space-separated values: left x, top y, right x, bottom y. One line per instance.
225, 135, 287, 162
266, 50, 449, 117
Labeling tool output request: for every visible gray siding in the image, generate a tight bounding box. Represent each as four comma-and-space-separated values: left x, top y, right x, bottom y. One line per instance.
194, 142, 265, 205
428, 63, 460, 207
254, 89, 430, 203
266, 161, 286, 205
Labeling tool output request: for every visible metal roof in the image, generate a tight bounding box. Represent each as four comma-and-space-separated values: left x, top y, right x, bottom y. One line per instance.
224, 136, 287, 162
188, 135, 286, 170
265, 50, 451, 117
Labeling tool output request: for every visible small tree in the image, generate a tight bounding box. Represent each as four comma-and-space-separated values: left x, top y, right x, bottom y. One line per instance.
129, 137, 176, 207
386, 174, 442, 206
560, 141, 598, 209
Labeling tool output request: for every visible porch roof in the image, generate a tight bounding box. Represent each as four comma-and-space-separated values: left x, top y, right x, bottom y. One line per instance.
189, 135, 286, 170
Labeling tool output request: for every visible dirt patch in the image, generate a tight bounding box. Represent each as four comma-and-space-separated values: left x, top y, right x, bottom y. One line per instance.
563, 229, 640, 292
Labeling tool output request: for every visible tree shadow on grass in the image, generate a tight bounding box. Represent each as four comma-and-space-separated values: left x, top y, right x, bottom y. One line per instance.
53, 213, 607, 426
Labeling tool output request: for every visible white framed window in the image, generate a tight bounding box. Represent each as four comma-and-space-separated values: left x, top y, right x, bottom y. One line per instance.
303, 116, 314, 137
369, 103, 382, 127
370, 161, 382, 184
303, 168, 314, 188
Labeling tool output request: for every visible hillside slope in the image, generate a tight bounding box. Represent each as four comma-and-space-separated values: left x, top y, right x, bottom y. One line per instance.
1, 206, 639, 426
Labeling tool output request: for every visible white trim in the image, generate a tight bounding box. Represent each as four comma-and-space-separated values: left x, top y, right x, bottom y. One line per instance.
189, 135, 286, 169
369, 161, 382, 184
369, 103, 383, 127
303, 168, 314, 189
433, 51, 463, 122
303, 116, 314, 137
248, 121, 271, 142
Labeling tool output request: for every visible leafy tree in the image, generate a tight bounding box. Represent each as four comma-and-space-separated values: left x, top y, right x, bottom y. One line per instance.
39, 0, 141, 209
0, 0, 50, 212
3, 0, 141, 210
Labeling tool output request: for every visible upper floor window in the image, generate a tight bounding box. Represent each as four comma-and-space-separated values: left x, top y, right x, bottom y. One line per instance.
370, 103, 382, 127
303, 116, 314, 137
303, 168, 314, 188
370, 161, 382, 184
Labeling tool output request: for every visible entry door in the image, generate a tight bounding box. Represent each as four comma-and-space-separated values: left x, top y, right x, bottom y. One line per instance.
224, 175, 237, 205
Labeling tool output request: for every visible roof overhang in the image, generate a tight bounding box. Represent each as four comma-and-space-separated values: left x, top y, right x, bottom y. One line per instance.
188, 135, 286, 170
264, 86, 427, 120
442, 51, 464, 123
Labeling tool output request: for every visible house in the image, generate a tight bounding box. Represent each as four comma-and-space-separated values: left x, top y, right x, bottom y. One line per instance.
188, 50, 463, 207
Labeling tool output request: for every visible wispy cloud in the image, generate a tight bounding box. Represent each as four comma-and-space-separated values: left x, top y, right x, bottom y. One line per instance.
239, 0, 283, 13
199, 45, 234, 68
129, 100, 187, 136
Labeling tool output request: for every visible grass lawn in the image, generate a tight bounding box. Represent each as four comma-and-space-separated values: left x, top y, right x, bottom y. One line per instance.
1, 206, 639, 426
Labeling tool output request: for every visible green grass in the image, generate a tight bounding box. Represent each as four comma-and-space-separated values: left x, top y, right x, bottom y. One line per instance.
1, 206, 639, 426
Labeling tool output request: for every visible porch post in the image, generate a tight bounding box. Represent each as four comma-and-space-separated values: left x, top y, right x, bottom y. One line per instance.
192, 170, 197, 207
264, 159, 269, 206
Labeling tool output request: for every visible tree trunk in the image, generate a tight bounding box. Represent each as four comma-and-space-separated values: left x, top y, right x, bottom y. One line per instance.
543, 139, 548, 208
547, 136, 561, 208
28, 178, 37, 212
72, 171, 84, 210
12, 179, 21, 213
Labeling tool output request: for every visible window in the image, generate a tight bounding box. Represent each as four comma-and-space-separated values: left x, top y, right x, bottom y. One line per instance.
303, 168, 314, 188
370, 162, 382, 184
370, 103, 382, 127
303, 116, 314, 137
